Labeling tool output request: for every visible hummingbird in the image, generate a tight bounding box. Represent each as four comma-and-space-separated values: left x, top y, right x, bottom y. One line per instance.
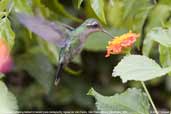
17, 14, 113, 85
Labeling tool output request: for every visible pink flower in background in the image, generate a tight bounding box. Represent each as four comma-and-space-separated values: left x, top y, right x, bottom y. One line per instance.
0, 39, 12, 73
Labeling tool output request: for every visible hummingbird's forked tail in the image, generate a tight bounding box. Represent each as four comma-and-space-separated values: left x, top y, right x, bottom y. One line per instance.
54, 63, 64, 86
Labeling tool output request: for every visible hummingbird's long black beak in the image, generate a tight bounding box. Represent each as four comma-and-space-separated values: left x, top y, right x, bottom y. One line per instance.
102, 29, 113, 38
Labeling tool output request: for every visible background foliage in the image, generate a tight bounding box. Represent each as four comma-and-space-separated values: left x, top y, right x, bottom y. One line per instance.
0, 0, 171, 112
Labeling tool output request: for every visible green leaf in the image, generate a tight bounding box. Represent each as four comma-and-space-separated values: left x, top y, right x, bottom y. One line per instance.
74, 0, 84, 9
145, 4, 171, 32
42, 0, 81, 22
89, 0, 106, 24
15, 48, 55, 92
122, 0, 152, 21
142, 34, 155, 56
159, 0, 171, 5
0, 18, 15, 49
31, 0, 51, 17
143, 27, 171, 56
106, 0, 124, 27
0, 73, 4, 79
0, 81, 18, 113
147, 27, 171, 47
84, 32, 108, 51
87, 88, 150, 114
107, 0, 152, 32
159, 45, 171, 76
13, 0, 32, 13
113, 55, 171, 83
0, 0, 10, 12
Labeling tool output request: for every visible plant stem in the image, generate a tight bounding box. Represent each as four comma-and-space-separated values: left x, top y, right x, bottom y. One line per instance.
141, 81, 158, 114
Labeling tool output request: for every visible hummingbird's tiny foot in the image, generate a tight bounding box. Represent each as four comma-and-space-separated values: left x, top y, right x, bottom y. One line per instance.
54, 79, 60, 86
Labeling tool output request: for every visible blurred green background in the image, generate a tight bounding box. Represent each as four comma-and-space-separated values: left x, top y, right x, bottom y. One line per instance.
1, 0, 171, 111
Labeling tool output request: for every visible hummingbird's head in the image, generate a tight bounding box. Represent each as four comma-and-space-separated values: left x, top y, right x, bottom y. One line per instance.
83, 18, 102, 31
81, 18, 113, 37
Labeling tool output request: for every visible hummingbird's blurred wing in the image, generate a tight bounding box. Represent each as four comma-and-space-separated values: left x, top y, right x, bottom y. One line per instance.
17, 13, 72, 47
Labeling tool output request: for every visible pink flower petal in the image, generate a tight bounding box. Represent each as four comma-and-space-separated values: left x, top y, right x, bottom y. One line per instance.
0, 39, 12, 73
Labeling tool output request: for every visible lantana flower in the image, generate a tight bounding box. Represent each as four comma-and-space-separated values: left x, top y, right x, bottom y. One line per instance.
105, 31, 140, 57
0, 39, 12, 73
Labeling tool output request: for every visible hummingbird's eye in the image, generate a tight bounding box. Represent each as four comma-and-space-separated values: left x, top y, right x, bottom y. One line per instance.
87, 22, 100, 28
92, 23, 99, 28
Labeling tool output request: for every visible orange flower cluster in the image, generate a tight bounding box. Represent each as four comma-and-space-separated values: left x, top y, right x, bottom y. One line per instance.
0, 39, 12, 73
105, 31, 140, 57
